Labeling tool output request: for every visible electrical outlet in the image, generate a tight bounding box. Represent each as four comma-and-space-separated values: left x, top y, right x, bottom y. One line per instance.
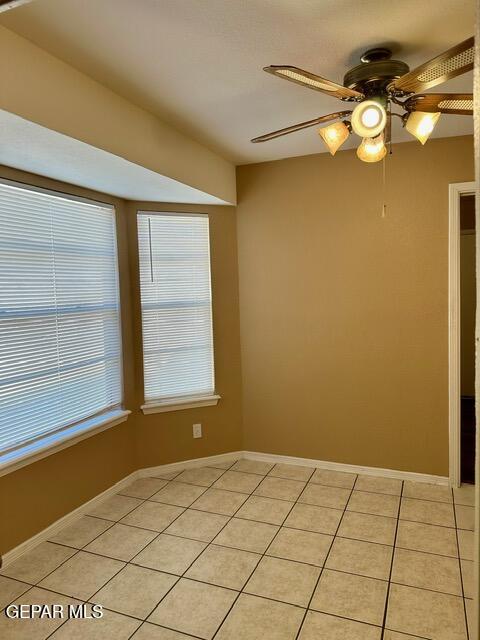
193, 423, 202, 438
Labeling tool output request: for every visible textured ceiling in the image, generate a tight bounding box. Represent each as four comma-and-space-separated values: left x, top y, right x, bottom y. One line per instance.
1, 0, 475, 164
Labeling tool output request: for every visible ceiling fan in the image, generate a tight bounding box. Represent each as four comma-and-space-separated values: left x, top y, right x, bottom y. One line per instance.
251, 37, 474, 162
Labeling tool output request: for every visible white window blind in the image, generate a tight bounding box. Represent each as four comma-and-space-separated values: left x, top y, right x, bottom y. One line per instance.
0, 180, 122, 458
137, 212, 215, 405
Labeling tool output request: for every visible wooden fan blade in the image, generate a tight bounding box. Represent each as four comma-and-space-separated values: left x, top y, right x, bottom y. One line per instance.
251, 111, 352, 142
390, 37, 474, 93
264, 66, 363, 100
404, 93, 473, 115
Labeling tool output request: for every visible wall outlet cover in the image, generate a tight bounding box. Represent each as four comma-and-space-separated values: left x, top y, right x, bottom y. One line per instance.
193, 423, 202, 438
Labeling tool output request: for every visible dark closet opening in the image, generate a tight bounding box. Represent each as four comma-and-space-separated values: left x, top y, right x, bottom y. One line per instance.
460, 194, 476, 485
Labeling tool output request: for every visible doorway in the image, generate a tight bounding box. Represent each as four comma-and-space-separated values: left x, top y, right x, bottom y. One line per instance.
460, 194, 476, 484
449, 182, 477, 487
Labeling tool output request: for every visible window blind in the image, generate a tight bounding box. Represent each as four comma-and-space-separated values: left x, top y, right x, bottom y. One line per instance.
137, 212, 215, 404
0, 180, 122, 457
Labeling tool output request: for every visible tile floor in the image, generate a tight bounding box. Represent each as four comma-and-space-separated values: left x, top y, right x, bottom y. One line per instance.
0, 459, 476, 640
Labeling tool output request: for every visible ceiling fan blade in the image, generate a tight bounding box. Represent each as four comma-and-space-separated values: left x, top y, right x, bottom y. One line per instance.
390, 37, 474, 93
251, 111, 352, 142
404, 93, 473, 115
264, 66, 363, 100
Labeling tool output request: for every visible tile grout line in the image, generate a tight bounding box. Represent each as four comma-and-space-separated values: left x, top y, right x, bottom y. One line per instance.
125, 459, 275, 640
3, 483, 471, 604
452, 485, 471, 640
293, 473, 360, 639
100, 503, 467, 561
30, 556, 468, 610
23, 514, 468, 636
1, 528, 127, 640
39, 463, 237, 639
0, 469, 231, 640
86, 463, 242, 639
379, 479, 404, 639
4, 497, 468, 638
209, 462, 311, 638
2, 464, 473, 640
42, 531, 171, 636
52, 523, 466, 565
93, 470, 474, 529
13, 582, 205, 640
13, 578, 414, 640
15, 577, 416, 637
127, 461, 268, 637
85, 502, 473, 533
3, 474, 467, 599
134, 472, 466, 507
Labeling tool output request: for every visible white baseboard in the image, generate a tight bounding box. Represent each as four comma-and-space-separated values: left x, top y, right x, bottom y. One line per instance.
2, 448, 449, 568
138, 451, 243, 479
1, 451, 242, 569
243, 451, 450, 486
1, 469, 140, 568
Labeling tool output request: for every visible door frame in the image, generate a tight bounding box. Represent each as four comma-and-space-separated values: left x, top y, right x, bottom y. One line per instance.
448, 181, 476, 487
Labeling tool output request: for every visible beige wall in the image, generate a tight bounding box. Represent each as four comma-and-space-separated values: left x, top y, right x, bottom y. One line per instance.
0, 167, 243, 555
236, 135, 474, 477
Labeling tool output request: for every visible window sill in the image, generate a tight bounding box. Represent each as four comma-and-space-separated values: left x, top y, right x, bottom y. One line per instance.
141, 394, 221, 414
0, 408, 131, 478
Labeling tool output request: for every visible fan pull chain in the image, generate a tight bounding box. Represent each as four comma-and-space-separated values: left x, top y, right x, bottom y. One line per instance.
381, 156, 387, 218
381, 102, 392, 218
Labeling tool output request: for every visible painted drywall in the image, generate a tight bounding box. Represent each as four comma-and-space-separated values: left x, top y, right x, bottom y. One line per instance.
0, 26, 236, 205
0, 167, 243, 555
236, 135, 474, 476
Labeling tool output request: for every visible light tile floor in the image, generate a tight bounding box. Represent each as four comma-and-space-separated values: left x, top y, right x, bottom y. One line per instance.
0, 459, 476, 640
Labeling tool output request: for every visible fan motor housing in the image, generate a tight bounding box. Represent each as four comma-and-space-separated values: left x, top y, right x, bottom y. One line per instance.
343, 49, 409, 96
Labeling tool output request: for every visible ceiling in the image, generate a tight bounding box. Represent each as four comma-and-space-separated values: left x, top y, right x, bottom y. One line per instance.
1, 0, 474, 165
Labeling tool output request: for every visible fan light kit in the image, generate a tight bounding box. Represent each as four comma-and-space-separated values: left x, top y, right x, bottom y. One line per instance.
357, 134, 387, 163
351, 100, 387, 138
318, 121, 351, 156
404, 111, 441, 145
252, 38, 473, 163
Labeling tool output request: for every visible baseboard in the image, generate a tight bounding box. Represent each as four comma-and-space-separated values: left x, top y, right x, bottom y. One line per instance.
2, 448, 449, 568
242, 450, 450, 486
1, 451, 242, 568
138, 450, 243, 479
1, 469, 140, 568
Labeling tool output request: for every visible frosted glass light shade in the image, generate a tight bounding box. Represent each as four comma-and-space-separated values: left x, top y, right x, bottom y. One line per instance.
405, 111, 441, 145
318, 121, 350, 155
351, 100, 387, 138
356, 134, 387, 163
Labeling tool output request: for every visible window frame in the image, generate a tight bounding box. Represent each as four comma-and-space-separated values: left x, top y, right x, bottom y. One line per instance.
137, 210, 220, 414
0, 177, 129, 477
